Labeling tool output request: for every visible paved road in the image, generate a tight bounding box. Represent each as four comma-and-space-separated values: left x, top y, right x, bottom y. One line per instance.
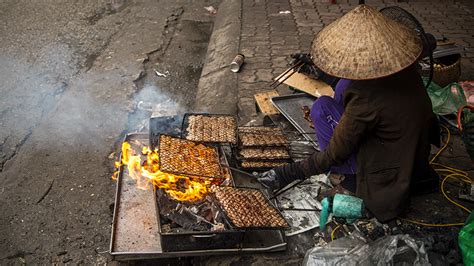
0, 0, 217, 263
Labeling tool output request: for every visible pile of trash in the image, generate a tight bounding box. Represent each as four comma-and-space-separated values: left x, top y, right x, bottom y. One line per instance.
304, 232, 429, 265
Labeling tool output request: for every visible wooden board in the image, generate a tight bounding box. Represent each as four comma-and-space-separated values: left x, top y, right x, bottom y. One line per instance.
254, 90, 280, 115
275, 69, 334, 98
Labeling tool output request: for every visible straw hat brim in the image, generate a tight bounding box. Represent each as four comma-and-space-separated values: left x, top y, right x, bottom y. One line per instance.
311, 5, 422, 80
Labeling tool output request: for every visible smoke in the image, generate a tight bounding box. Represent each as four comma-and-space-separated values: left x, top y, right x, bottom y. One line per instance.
127, 83, 187, 133
0, 47, 76, 167
0, 50, 186, 163
135, 83, 186, 116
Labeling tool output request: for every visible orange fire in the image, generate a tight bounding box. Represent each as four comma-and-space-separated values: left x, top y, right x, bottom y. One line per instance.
113, 141, 213, 202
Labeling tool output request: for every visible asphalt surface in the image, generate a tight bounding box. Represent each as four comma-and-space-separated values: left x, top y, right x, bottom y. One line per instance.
0, 0, 218, 263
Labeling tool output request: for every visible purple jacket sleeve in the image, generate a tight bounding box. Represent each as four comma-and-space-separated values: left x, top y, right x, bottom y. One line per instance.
275, 87, 377, 185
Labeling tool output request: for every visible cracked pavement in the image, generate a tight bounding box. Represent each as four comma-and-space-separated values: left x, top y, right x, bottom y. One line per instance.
0, 0, 218, 263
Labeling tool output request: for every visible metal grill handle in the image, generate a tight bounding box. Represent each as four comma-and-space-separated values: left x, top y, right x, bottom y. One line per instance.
192, 234, 217, 238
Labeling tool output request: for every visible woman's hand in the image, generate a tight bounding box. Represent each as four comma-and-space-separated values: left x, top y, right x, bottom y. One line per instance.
256, 169, 281, 191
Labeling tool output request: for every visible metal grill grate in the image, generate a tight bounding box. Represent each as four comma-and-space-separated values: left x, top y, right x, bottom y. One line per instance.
238, 126, 289, 147
159, 135, 222, 178
182, 114, 237, 144
213, 186, 289, 229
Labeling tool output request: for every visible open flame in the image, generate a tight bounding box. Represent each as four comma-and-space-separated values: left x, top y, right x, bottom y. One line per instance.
113, 141, 214, 202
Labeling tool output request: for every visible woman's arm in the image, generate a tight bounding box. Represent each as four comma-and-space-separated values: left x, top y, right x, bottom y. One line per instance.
274, 87, 377, 185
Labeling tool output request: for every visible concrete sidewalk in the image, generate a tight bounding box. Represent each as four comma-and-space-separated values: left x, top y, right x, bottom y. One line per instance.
235, 0, 474, 122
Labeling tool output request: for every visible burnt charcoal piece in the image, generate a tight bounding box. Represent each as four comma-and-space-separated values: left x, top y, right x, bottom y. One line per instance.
159, 135, 221, 178
184, 115, 237, 144
213, 187, 288, 228
157, 190, 230, 232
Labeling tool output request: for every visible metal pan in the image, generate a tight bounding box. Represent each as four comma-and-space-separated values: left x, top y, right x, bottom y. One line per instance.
271, 93, 320, 151
110, 133, 162, 257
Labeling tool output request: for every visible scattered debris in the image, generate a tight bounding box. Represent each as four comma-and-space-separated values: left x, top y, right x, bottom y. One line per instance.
459, 183, 474, 202
276, 174, 328, 236
254, 90, 280, 115
303, 233, 429, 265
166, 8, 183, 22
57, 251, 67, 256
137, 101, 154, 112
154, 69, 168, 77
204, 6, 217, 15
36, 179, 54, 204
230, 54, 245, 73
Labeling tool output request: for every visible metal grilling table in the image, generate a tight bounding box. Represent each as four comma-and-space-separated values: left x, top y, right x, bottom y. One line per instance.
110, 118, 287, 260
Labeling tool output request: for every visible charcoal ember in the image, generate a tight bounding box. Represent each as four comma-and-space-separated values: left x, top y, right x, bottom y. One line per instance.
193, 201, 215, 223
170, 205, 210, 231
185, 115, 237, 144
213, 186, 288, 228
157, 190, 231, 232
157, 190, 181, 214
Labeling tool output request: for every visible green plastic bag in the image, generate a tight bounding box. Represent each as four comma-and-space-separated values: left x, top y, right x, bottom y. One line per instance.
424, 78, 467, 116
459, 212, 474, 265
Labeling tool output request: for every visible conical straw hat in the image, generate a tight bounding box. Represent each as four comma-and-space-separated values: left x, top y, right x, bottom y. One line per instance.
311, 5, 422, 80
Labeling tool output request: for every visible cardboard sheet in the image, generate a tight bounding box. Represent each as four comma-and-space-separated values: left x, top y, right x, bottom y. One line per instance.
275, 69, 334, 98
254, 90, 280, 115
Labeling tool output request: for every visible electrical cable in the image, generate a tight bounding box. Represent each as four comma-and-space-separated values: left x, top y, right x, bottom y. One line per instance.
434, 169, 472, 184
441, 174, 472, 213
331, 224, 342, 241
430, 124, 451, 164
432, 162, 469, 177
399, 218, 464, 227
401, 124, 472, 227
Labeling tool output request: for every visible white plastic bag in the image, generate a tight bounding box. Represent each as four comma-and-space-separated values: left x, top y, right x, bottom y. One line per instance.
303, 234, 430, 266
